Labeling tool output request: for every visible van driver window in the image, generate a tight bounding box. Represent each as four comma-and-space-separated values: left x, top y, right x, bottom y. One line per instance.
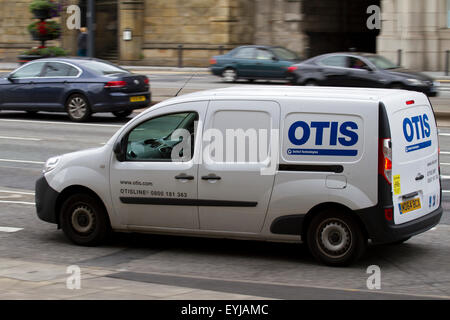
126, 112, 198, 162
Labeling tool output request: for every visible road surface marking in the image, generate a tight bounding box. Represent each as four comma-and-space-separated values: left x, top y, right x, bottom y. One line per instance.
0, 190, 35, 195
0, 227, 23, 233
440, 151, 450, 155
0, 136, 41, 141
439, 133, 450, 136
0, 200, 35, 205
0, 118, 122, 128
0, 158, 45, 165
440, 175, 450, 179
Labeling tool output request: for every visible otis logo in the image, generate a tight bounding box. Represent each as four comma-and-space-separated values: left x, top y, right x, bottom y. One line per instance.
402, 114, 432, 153
287, 121, 359, 156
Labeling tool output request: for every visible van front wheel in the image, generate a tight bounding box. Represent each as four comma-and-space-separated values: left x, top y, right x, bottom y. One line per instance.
60, 194, 110, 246
306, 210, 366, 266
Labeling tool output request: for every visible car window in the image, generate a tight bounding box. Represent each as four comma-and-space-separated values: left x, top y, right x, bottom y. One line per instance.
42, 62, 79, 77
11, 62, 46, 79
320, 56, 348, 68
348, 57, 370, 70
365, 55, 398, 69
233, 47, 255, 59
81, 60, 129, 76
126, 112, 198, 162
256, 49, 274, 60
271, 47, 300, 60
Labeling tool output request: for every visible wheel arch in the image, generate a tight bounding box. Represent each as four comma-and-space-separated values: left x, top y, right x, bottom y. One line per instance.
301, 202, 369, 241
55, 185, 110, 227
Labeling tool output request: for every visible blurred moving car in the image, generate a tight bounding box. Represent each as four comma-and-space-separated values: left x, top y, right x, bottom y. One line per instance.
287, 52, 439, 97
0, 58, 151, 122
210, 45, 302, 82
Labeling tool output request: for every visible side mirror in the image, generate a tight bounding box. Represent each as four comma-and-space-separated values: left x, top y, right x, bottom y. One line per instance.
6, 74, 14, 82
113, 139, 126, 161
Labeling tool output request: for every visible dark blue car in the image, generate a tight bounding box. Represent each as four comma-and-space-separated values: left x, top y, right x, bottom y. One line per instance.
0, 58, 151, 122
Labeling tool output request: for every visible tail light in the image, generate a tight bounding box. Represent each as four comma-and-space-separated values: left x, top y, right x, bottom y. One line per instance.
287, 66, 298, 72
210, 58, 217, 65
379, 138, 392, 184
104, 81, 127, 88
384, 208, 393, 221
144, 77, 150, 85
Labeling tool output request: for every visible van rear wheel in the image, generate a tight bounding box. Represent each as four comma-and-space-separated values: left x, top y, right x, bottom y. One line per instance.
306, 210, 366, 266
60, 194, 110, 246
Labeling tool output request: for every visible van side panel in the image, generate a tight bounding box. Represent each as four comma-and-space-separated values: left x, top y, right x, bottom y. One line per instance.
263, 98, 379, 237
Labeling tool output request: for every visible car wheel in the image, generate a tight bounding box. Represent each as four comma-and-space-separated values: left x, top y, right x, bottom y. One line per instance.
390, 83, 404, 90
112, 110, 132, 119
222, 68, 238, 83
60, 193, 111, 246
304, 80, 319, 86
66, 94, 91, 122
307, 210, 367, 266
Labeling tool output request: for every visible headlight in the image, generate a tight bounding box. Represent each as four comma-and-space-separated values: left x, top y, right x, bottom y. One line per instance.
43, 156, 61, 173
406, 78, 425, 86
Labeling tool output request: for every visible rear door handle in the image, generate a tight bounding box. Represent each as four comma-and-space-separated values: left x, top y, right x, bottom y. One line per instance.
415, 174, 424, 181
175, 174, 194, 180
402, 192, 419, 200
201, 175, 221, 181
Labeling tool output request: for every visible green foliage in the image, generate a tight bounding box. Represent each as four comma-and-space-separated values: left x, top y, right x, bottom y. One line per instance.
29, 0, 57, 12
22, 46, 68, 57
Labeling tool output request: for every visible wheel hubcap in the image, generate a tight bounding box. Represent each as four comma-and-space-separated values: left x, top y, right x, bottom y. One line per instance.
317, 219, 352, 258
68, 97, 87, 119
223, 70, 236, 82
71, 205, 95, 234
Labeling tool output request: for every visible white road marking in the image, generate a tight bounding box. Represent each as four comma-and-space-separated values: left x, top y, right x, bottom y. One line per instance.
0, 118, 122, 128
0, 190, 35, 195
0, 158, 45, 165
441, 175, 450, 179
0, 227, 23, 233
0, 136, 41, 141
0, 200, 35, 205
440, 151, 450, 155
439, 133, 450, 137
442, 190, 450, 193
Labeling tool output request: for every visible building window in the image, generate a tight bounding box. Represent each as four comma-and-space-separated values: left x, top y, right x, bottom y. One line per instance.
448, 0, 450, 27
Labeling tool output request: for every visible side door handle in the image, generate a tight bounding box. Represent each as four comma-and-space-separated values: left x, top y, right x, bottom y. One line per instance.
415, 174, 424, 181
201, 175, 221, 181
175, 174, 194, 180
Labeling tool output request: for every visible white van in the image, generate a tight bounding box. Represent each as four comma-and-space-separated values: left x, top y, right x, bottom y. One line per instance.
35, 86, 442, 266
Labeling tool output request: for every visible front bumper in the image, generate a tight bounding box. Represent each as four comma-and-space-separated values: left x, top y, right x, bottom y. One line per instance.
356, 205, 443, 244
35, 176, 59, 224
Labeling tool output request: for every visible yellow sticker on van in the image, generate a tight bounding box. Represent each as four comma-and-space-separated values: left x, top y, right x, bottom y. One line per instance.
393, 175, 401, 195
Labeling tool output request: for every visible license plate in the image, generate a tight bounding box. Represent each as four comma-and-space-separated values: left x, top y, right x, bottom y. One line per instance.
130, 96, 146, 102
399, 198, 421, 214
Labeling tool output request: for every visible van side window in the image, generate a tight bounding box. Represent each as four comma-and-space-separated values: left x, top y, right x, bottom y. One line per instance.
209, 110, 271, 163
126, 112, 198, 162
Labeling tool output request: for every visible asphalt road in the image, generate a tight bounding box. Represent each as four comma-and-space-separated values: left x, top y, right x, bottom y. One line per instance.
0, 72, 450, 299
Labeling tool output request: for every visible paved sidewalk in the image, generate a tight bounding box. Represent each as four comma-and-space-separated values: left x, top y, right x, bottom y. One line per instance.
0, 258, 270, 300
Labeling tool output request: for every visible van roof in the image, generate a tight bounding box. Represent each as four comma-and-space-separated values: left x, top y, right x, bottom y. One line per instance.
152, 86, 429, 110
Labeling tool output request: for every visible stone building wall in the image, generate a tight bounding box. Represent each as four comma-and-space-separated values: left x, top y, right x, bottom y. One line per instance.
0, 0, 62, 62
378, 0, 450, 71
140, 0, 254, 66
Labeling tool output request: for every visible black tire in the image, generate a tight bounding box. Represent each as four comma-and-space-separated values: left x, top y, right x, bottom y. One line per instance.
304, 80, 319, 86
306, 210, 367, 266
222, 68, 238, 83
60, 193, 111, 246
112, 110, 132, 118
390, 83, 404, 90
65, 94, 91, 122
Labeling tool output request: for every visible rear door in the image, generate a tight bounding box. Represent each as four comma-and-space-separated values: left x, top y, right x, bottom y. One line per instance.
387, 95, 440, 225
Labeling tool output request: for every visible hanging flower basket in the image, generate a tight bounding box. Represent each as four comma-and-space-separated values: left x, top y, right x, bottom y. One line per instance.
28, 21, 61, 42
29, 0, 58, 19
